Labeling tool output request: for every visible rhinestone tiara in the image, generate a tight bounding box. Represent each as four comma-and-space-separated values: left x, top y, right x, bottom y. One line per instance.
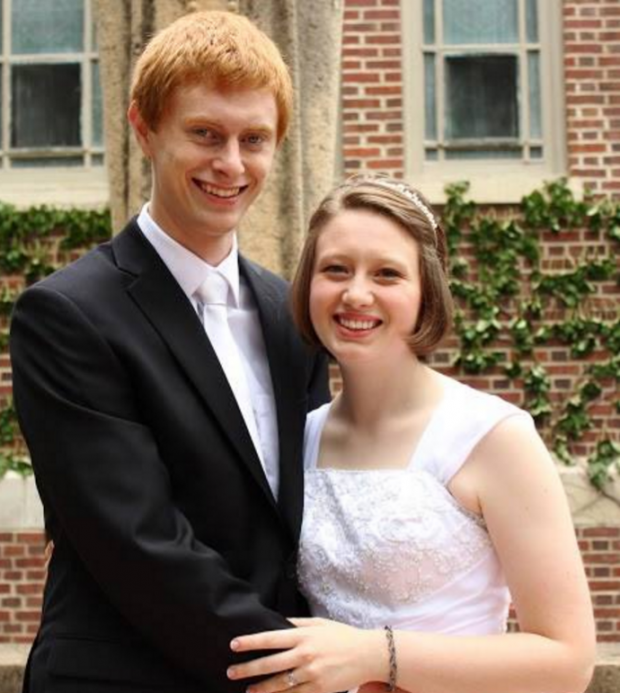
359, 177, 438, 232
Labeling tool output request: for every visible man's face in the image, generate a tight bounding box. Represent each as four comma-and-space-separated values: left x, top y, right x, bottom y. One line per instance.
129, 83, 279, 264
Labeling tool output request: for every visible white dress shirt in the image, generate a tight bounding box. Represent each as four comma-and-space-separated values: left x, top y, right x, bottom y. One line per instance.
137, 205, 280, 498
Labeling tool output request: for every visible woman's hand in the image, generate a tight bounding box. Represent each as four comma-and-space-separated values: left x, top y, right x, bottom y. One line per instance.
227, 617, 385, 693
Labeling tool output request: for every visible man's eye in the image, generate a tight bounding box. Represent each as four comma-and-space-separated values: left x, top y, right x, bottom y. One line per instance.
244, 133, 268, 147
193, 128, 219, 141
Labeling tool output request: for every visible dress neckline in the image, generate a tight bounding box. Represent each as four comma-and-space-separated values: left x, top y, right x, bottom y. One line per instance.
308, 375, 458, 473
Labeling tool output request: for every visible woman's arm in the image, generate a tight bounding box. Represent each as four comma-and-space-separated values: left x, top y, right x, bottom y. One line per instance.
228, 416, 596, 693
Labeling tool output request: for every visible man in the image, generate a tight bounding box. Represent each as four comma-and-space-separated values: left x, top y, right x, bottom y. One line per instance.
10, 11, 329, 692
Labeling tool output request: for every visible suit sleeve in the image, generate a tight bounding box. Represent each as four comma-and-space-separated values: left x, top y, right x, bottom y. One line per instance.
10, 285, 291, 690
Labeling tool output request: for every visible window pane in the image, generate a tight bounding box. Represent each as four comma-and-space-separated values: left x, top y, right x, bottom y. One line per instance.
424, 0, 435, 44
528, 51, 541, 138
92, 62, 103, 146
530, 146, 543, 159
12, 156, 83, 167
0, 1, 3, 53
445, 55, 519, 140
446, 148, 522, 160
11, 64, 81, 147
12, 0, 83, 55
424, 53, 437, 140
526, 0, 539, 43
443, 0, 518, 44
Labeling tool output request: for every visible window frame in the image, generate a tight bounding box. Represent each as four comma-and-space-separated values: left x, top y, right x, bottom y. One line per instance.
402, 0, 566, 203
0, 0, 107, 207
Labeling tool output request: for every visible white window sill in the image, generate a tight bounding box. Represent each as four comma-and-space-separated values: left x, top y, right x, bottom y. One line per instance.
0, 168, 109, 209
412, 170, 583, 206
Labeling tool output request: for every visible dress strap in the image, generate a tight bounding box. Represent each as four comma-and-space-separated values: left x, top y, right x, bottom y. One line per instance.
303, 402, 332, 471
424, 381, 535, 485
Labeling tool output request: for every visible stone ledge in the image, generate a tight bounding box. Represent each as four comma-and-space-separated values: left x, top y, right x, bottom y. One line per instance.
0, 645, 29, 693
0, 643, 619, 693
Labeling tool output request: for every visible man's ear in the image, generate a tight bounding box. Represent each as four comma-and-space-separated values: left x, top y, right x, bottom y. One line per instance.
127, 101, 152, 158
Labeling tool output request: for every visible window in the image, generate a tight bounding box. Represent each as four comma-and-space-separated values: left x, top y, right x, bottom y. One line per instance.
403, 0, 566, 202
0, 0, 106, 206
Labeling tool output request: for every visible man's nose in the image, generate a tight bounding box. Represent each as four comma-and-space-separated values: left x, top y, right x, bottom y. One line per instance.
213, 140, 244, 177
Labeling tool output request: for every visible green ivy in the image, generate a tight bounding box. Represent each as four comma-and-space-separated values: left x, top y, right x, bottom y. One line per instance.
0, 203, 111, 479
445, 179, 619, 488
0, 201, 110, 284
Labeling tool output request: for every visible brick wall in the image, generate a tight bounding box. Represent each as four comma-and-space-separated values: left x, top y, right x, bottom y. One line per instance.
342, 0, 404, 177
564, 0, 620, 197
580, 527, 620, 642
0, 532, 45, 644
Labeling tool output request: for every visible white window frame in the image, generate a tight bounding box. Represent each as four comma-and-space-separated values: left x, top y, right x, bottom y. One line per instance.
402, 0, 567, 203
0, 0, 107, 208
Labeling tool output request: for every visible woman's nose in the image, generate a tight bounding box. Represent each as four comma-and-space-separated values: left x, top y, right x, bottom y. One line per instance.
342, 276, 373, 307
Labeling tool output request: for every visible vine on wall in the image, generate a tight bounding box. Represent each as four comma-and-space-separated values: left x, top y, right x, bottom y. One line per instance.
0, 185, 619, 488
443, 179, 619, 489
0, 202, 111, 478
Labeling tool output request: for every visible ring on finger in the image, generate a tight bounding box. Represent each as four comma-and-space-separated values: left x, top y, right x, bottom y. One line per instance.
286, 670, 298, 688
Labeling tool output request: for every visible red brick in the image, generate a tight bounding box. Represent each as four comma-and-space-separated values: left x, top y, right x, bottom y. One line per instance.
16, 584, 42, 595
583, 528, 620, 538
15, 559, 44, 569
364, 9, 399, 20
16, 533, 44, 544
365, 34, 400, 45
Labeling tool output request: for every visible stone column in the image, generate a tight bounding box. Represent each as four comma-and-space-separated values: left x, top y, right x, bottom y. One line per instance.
237, 0, 343, 276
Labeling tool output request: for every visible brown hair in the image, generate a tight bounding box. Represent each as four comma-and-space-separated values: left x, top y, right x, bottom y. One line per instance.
291, 175, 453, 357
130, 11, 293, 143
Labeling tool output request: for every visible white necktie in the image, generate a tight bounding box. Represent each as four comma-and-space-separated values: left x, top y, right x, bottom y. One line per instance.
195, 272, 264, 465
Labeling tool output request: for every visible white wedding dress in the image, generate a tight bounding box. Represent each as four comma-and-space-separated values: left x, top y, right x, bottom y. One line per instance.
298, 377, 534, 636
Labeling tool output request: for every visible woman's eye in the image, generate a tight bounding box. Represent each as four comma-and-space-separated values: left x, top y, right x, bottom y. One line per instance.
323, 264, 348, 275
377, 268, 401, 279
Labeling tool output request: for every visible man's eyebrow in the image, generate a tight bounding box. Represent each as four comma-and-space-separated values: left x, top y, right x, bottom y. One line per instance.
182, 117, 275, 134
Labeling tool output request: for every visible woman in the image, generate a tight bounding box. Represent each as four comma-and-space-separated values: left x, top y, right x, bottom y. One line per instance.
226, 176, 596, 693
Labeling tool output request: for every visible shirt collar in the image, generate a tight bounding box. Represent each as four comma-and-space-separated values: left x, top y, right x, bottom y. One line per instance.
137, 204, 240, 307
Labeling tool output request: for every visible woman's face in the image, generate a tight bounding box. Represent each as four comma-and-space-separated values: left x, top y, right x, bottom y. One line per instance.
309, 209, 423, 365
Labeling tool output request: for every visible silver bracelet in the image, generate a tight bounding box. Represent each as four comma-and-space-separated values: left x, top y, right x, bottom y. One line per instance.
384, 625, 398, 692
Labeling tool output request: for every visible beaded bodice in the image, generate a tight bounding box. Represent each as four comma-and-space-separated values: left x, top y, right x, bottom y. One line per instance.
298, 379, 532, 635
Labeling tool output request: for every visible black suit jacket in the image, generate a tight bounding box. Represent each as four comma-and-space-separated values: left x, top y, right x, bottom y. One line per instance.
10, 220, 330, 693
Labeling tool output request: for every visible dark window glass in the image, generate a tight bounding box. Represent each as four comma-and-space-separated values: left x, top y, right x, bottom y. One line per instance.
11, 64, 81, 148
445, 54, 519, 140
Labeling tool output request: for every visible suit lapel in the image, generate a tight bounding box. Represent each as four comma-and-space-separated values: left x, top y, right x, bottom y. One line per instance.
112, 222, 279, 514
240, 257, 304, 541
